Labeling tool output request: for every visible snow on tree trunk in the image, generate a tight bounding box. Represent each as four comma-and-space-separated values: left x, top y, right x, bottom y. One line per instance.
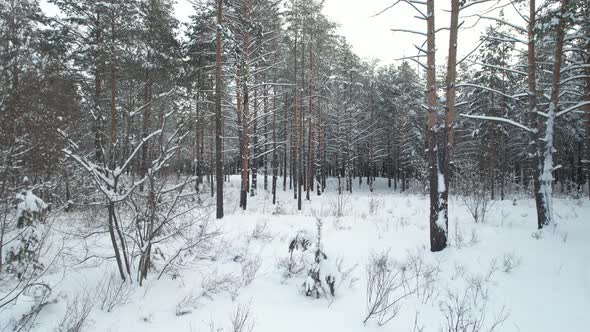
540, 104, 556, 228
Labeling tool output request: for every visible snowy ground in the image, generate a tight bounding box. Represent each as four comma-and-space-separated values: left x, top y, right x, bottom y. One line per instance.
2, 176, 589, 332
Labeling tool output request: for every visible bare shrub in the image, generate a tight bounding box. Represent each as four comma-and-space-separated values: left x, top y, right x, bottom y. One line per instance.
55, 292, 94, 332
328, 192, 350, 218
97, 271, 134, 312
485, 259, 499, 282
364, 248, 443, 326
8, 283, 54, 332
501, 253, 520, 273
363, 251, 415, 326
271, 200, 287, 215
335, 256, 358, 290
156, 219, 221, 280
201, 270, 240, 300
404, 248, 441, 304
175, 271, 240, 316
451, 263, 467, 281
455, 161, 494, 223
411, 311, 425, 332
175, 293, 201, 316
250, 221, 272, 242
240, 255, 262, 287
230, 302, 255, 332
368, 194, 382, 215
439, 280, 509, 332
453, 220, 480, 249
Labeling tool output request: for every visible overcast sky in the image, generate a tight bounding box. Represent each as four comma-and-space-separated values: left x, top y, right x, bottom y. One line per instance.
43, 0, 523, 67
321, 0, 525, 66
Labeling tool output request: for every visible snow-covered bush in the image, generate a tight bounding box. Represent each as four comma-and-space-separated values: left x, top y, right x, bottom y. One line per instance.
15, 179, 49, 228
283, 230, 313, 276
304, 254, 339, 298
5, 180, 48, 279
283, 218, 340, 298
305, 219, 340, 298
4, 226, 44, 279
272, 200, 287, 215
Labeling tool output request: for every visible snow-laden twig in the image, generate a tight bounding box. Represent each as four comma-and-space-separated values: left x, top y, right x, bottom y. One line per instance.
460, 114, 533, 133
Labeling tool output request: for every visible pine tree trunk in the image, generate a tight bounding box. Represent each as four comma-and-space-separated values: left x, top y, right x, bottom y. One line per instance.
539, 0, 569, 227
94, 11, 105, 164
298, 31, 304, 210
369, 82, 374, 193
283, 93, 288, 192
293, 31, 298, 199
141, 55, 151, 190
439, 0, 459, 247
109, 15, 117, 169
210, 98, 215, 198
272, 85, 278, 204
317, 92, 322, 196
240, 38, 250, 209
241, 79, 249, 209
527, 0, 548, 229
264, 83, 269, 191
585, 42, 590, 198
306, 44, 313, 200
427, 0, 446, 252
215, 0, 224, 218
251, 85, 258, 197
236, 76, 242, 197
582, 7, 590, 198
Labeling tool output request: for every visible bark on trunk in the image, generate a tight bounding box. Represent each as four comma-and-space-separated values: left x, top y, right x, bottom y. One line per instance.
306, 44, 313, 200
427, 0, 446, 252
539, 0, 569, 228
215, 0, 224, 218
527, 0, 548, 229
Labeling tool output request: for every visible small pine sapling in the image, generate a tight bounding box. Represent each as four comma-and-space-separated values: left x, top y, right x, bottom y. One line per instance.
5, 177, 48, 279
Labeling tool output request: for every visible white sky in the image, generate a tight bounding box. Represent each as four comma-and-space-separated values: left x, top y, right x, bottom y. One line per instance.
42, 0, 524, 67
321, 0, 523, 66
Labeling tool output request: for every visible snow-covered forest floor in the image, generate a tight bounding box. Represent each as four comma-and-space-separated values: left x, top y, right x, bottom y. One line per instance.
2, 177, 590, 332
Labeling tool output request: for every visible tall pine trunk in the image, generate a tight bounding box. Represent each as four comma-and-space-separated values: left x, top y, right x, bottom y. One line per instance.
240, 29, 250, 210
251, 85, 258, 196
272, 85, 278, 204
585, 41, 590, 198
527, 0, 548, 229
539, 0, 569, 228
306, 44, 313, 200
215, 0, 224, 218
427, 0, 446, 252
